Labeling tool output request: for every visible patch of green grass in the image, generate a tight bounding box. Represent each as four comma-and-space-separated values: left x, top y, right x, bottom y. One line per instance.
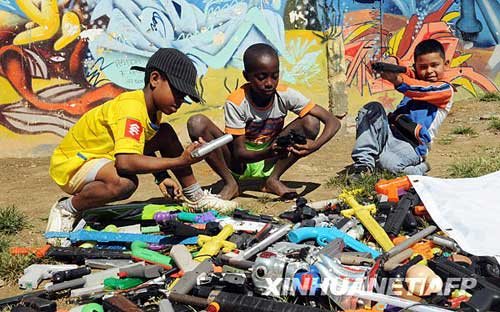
437, 135, 455, 145
0, 236, 10, 253
0, 205, 27, 235
450, 126, 477, 136
448, 154, 500, 178
480, 92, 500, 102
487, 118, 500, 132
327, 169, 398, 200
0, 252, 39, 282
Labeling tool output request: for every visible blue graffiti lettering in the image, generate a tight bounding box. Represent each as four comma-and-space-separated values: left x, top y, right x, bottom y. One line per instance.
85, 57, 113, 87
176, 24, 216, 41
150, 11, 166, 38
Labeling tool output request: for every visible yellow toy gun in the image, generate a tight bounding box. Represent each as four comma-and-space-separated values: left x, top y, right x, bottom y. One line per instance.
195, 224, 236, 262
339, 189, 394, 252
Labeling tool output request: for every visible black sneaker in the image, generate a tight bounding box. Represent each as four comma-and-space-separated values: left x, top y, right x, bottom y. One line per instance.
347, 166, 372, 184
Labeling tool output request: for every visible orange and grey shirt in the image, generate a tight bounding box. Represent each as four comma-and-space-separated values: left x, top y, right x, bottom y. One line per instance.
50, 90, 161, 186
224, 84, 315, 145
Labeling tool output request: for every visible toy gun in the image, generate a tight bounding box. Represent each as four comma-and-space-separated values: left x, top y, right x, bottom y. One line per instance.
44, 262, 144, 294
44, 230, 172, 244
339, 189, 394, 251
280, 197, 318, 223
429, 257, 500, 312
130, 241, 172, 269
275, 129, 307, 148
233, 224, 292, 261
233, 208, 275, 223
177, 211, 218, 223
371, 62, 407, 73
191, 134, 233, 158
159, 220, 220, 237
10, 245, 132, 263
375, 176, 412, 202
384, 188, 420, 237
377, 201, 418, 234
195, 224, 236, 262
290, 197, 340, 212
170, 259, 214, 295
170, 244, 199, 273
217, 217, 268, 233
288, 226, 381, 258
10, 296, 57, 312
194, 272, 249, 296
19, 264, 78, 289
118, 264, 164, 279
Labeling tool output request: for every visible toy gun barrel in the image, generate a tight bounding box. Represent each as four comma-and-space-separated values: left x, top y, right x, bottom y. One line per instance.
385, 225, 436, 258
371, 62, 407, 73
52, 266, 91, 283
241, 224, 291, 260
191, 134, 233, 158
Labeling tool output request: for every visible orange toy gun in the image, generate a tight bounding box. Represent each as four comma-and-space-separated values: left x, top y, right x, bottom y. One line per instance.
375, 176, 412, 202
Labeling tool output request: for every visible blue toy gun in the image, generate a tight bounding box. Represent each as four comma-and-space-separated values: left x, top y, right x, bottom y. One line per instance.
44, 230, 171, 245
287, 227, 380, 258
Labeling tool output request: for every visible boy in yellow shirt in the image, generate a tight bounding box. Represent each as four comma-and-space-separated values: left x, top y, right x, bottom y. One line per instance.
48, 48, 238, 239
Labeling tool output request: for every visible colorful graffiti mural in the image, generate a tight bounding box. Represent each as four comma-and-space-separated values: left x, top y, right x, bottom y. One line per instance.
0, 0, 499, 156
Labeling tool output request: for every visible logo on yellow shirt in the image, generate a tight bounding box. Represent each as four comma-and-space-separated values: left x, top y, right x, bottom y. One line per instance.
125, 118, 143, 141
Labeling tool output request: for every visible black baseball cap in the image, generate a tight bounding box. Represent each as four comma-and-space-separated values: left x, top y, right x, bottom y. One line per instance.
131, 48, 201, 103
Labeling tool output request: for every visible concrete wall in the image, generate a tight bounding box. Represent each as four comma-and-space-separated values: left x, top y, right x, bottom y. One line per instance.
0, 0, 498, 157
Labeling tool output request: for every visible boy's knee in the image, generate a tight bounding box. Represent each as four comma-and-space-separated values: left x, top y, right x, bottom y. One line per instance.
187, 114, 209, 136
363, 101, 384, 113
109, 177, 138, 201
378, 155, 403, 174
302, 114, 320, 139
158, 123, 175, 136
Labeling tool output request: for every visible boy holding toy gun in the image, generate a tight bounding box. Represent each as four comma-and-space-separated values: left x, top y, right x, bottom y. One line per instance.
187, 43, 341, 200
47, 48, 238, 240
349, 39, 453, 181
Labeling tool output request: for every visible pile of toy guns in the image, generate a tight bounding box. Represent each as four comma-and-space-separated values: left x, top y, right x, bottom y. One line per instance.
2, 176, 500, 312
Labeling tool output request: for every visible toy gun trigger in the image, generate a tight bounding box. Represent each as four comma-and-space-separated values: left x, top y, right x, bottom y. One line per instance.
317, 235, 330, 247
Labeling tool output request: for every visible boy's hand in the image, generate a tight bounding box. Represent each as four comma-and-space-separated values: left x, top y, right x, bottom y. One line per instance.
290, 139, 317, 157
158, 178, 182, 200
380, 71, 403, 86
180, 138, 207, 165
269, 141, 291, 159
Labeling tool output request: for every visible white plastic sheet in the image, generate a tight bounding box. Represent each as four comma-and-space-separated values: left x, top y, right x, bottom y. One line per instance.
408, 171, 500, 263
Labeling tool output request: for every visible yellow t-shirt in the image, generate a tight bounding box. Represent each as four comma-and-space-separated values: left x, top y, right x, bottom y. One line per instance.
50, 90, 161, 186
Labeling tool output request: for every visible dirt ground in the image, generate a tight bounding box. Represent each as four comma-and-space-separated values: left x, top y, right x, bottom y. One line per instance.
0, 98, 499, 299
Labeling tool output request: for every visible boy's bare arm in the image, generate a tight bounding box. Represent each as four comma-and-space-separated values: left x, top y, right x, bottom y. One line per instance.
114, 142, 202, 175
291, 106, 340, 157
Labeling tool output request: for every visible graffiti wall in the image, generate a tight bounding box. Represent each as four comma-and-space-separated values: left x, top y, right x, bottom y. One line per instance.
0, 0, 498, 157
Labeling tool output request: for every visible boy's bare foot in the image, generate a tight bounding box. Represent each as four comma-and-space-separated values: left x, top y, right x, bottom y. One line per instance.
218, 182, 240, 200
261, 178, 298, 200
